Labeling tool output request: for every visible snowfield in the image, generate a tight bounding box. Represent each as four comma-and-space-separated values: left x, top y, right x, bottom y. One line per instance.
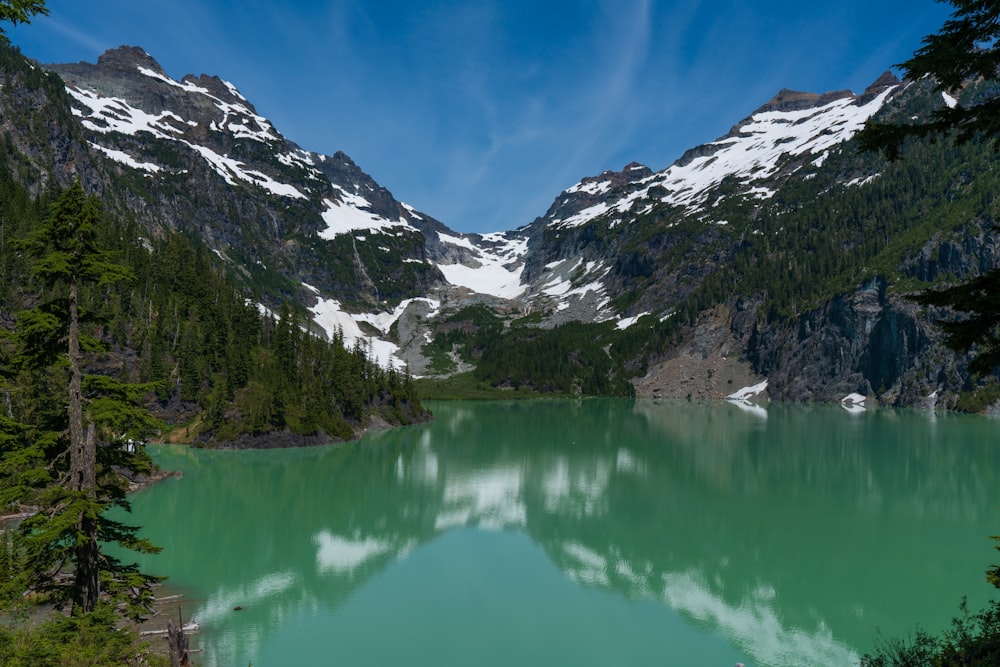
304, 282, 440, 369
435, 232, 529, 299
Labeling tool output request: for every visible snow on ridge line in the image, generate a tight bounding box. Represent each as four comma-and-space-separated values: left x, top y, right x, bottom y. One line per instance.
401, 202, 424, 220
68, 86, 306, 199
659, 87, 898, 203
137, 65, 278, 143
136, 65, 218, 97
566, 179, 612, 196
438, 232, 478, 251
222, 79, 249, 103
550, 86, 898, 230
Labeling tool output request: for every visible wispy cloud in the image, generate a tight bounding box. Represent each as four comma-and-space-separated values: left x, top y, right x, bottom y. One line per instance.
10, 0, 957, 233
36, 17, 107, 58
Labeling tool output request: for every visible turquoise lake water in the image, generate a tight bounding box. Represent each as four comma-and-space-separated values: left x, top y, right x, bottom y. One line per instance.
119, 399, 1000, 666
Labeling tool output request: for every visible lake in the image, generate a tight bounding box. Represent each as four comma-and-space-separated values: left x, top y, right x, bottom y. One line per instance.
121, 399, 1000, 666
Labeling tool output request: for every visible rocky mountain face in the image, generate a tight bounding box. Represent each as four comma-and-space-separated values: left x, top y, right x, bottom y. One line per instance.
3, 41, 995, 409
506, 70, 986, 407
47, 46, 451, 304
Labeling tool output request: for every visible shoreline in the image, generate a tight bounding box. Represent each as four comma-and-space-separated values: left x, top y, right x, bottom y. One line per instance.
131, 583, 206, 659
156, 406, 434, 451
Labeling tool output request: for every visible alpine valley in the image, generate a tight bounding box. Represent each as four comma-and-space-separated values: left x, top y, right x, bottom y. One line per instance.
5, 41, 1000, 417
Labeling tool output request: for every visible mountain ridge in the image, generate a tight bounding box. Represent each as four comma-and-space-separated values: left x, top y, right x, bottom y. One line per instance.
3, 41, 994, 409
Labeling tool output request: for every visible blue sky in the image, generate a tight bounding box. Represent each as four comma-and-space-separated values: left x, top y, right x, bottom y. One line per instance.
10, 0, 952, 234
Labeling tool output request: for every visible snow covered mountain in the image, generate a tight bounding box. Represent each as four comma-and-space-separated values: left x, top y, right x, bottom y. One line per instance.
466, 71, 906, 347
21, 45, 995, 407
551, 73, 900, 231
45, 46, 645, 371
45, 47, 521, 365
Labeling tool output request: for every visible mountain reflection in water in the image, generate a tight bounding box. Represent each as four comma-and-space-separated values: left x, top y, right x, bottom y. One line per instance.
121, 399, 1000, 667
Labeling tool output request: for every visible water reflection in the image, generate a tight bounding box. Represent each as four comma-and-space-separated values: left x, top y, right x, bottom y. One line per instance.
662, 571, 856, 666
127, 399, 1000, 667
726, 397, 769, 420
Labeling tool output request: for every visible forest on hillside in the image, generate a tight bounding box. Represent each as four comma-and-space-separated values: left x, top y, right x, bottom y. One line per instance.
0, 174, 428, 447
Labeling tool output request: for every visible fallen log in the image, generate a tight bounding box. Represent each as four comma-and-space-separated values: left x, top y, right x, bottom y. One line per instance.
139, 621, 200, 637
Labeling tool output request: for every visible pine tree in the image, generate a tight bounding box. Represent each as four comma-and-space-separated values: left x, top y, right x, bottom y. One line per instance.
857, 0, 1000, 161
0, 0, 46, 31
15, 182, 160, 615
856, 1, 1000, 656
857, 1, 1000, 377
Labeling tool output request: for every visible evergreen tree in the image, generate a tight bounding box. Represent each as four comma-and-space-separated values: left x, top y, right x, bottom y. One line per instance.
857, 0, 1000, 377
855, 2, 1000, 659
857, 0, 1000, 161
0, 0, 46, 31
14, 182, 159, 615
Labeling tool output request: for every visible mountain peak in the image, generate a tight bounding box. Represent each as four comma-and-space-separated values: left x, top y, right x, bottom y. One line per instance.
623, 161, 652, 176
181, 73, 250, 105
754, 87, 855, 114
95, 46, 166, 76
859, 71, 901, 105
753, 71, 902, 115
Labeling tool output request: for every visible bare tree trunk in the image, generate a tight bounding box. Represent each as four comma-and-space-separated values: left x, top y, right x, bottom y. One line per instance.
73, 511, 100, 613
167, 610, 191, 667
68, 276, 86, 491
68, 277, 100, 613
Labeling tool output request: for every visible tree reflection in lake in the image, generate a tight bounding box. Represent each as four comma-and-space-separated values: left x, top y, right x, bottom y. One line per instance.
121, 399, 1000, 667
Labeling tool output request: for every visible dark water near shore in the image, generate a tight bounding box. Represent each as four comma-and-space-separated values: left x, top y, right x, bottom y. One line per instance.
118, 399, 1000, 666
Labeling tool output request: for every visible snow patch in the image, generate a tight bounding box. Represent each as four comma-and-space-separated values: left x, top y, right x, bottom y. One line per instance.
67, 87, 185, 139
566, 179, 612, 196
616, 312, 650, 330
189, 144, 306, 199
89, 142, 161, 173
845, 173, 881, 187
437, 261, 526, 299
305, 284, 439, 369
318, 188, 413, 239
354, 298, 441, 334
308, 294, 400, 369
727, 380, 768, 401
